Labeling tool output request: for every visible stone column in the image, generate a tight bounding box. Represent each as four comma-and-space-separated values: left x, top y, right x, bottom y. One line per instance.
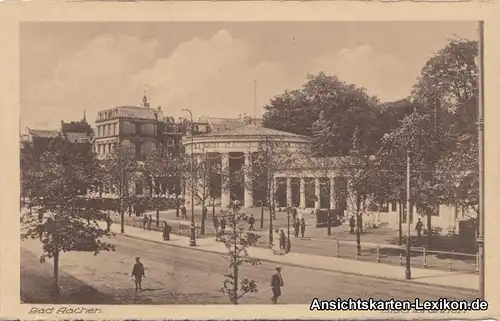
329, 177, 336, 210
299, 177, 306, 209
314, 177, 321, 210
221, 153, 231, 208
286, 177, 292, 207
244, 152, 253, 208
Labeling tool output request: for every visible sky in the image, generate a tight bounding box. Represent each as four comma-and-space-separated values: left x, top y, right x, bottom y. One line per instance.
19, 21, 477, 131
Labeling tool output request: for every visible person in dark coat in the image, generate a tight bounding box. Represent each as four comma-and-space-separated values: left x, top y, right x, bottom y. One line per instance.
349, 216, 356, 234
163, 221, 171, 241
270, 266, 284, 304
213, 216, 219, 236
357, 215, 363, 233
279, 229, 286, 251
248, 214, 255, 231
300, 218, 306, 238
181, 205, 187, 220
147, 215, 153, 230
293, 219, 300, 238
142, 215, 148, 230
131, 257, 145, 292
220, 217, 226, 234
415, 218, 423, 241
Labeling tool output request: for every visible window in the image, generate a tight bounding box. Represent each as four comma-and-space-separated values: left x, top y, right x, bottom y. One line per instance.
113, 123, 117, 135
97, 144, 101, 154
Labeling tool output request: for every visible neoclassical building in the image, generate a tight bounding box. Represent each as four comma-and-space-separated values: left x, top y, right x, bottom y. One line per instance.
182, 124, 311, 209
182, 123, 475, 234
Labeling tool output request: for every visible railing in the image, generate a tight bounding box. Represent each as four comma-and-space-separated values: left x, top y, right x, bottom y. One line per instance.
331, 240, 478, 274
110, 215, 205, 238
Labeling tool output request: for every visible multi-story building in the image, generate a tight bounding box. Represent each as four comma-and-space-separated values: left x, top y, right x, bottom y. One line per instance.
93, 96, 161, 160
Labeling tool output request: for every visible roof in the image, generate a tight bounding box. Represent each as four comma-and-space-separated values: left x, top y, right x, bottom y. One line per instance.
28, 129, 59, 138
116, 106, 157, 120
61, 121, 93, 134
196, 125, 310, 139
98, 106, 157, 120
201, 117, 245, 132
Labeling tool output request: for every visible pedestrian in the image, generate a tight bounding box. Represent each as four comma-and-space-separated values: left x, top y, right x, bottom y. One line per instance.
131, 257, 145, 292
142, 215, 148, 230
248, 214, 255, 231
220, 217, 226, 235
272, 228, 281, 255
203, 206, 208, 221
415, 218, 423, 242
300, 218, 306, 238
279, 229, 286, 251
213, 216, 219, 237
292, 207, 297, 222
148, 215, 153, 230
293, 219, 300, 238
349, 216, 356, 234
181, 205, 187, 220
163, 221, 171, 241
270, 266, 284, 304
357, 215, 363, 234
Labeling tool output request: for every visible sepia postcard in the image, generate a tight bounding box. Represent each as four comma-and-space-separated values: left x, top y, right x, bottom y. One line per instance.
1, 1, 499, 320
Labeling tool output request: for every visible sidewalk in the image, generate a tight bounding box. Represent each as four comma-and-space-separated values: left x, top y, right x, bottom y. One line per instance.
107, 223, 479, 291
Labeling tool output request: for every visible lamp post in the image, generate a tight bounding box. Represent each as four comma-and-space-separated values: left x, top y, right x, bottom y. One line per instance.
405, 149, 411, 279
286, 207, 291, 252
475, 20, 485, 300
182, 108, 196, 247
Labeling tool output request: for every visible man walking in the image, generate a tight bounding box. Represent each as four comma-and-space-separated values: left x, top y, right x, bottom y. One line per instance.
300, 218, 306, 238
270, 266, 284, 304
147, 215, 153, 230
415, 218, 423, 242
181, 205, 187, 220
142, 215, 148, 230
131, 257, 146, 292
349, 216, 356, 234
248, 214, 255, 231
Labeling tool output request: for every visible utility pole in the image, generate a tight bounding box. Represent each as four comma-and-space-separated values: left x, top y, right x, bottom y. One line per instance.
253, 80, 257, 120
405, 149, 411, 279
182, 108, 197, 246
476, 20, 485, 300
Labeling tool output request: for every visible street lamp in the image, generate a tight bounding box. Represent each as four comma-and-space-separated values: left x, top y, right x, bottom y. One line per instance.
286, 207, 291, 252
475, 21, 485, 299
182, 108, 196, 247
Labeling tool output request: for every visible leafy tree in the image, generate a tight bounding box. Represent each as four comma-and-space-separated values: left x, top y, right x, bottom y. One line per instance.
219, 201, 260, 304
185, 152, 224, 235
411, 38, 479, 242
101, 144, 138, 233
379, 111, 442, 247
20, 138, 115, 296
241, 136, 294, 246
263, 72, 383, 156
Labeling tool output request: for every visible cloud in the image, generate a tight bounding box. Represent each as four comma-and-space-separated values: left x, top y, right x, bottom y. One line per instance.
21, 29, 300, 130
310, 45, 415, 101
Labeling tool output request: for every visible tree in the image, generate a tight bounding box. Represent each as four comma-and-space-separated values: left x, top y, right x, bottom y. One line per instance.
20, 138, 115, 296
101, 144, 138, 233
263, 72, 384, 156
379, 111, 441, 247
186, 152, 224, 235
142, 148, 180, 227
241, 136, 294, 246
411, 38, 479, 243
219, 201, 260, 304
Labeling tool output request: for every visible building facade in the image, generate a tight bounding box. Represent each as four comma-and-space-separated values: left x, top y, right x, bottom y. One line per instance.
60, 112, 93, 144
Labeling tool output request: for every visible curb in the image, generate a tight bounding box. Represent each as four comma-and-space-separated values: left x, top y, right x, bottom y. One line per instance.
115, 233, 478, 293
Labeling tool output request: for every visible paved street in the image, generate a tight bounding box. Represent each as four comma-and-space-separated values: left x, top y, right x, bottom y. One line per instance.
21, 236, 477, 305
114, 208, 477, 273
